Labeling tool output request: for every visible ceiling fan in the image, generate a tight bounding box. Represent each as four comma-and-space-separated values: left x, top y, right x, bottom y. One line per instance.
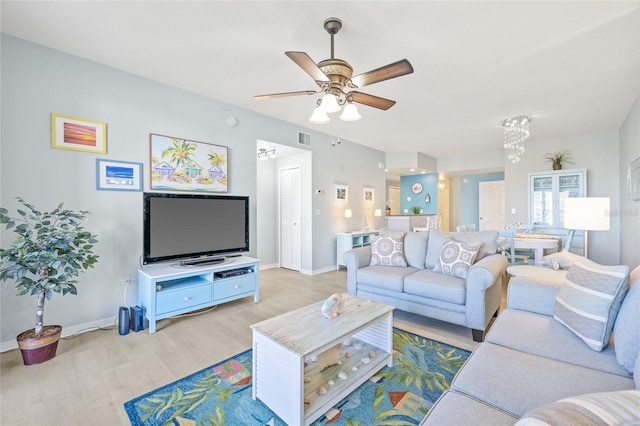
254, 17, 414, 123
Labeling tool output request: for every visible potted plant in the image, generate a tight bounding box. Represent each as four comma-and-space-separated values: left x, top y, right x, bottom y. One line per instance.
411, 206, 422, 214
544, 150, 574, 170
385, 201, 391, 216
0, 198, 98, 365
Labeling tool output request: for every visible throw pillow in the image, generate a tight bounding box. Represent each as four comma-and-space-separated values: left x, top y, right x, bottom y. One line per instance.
425, 230, 498, 269
540, 250, 585, 270
433, 237, 481, 279
554, 258, 629, 352
515, 390, 640, 426
369, 234, 407, 267
612, 265, 640, 373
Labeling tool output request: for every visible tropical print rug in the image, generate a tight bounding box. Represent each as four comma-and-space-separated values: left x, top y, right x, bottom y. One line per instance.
124, 328, 470, 425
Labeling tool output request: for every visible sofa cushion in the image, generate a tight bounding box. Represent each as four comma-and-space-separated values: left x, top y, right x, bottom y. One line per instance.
515, 390, 640, 426
425, 230, 498, 269
403, 230, 429, 269
451, 342, 635, 417
404, 269, 466, 304
369, 234, 407, 267
486, 309, 630, 377
357, 265, 419, 292
434, 238, 481, 279
613, 265, 640, 373
554, 259, 629, 351
421, 390, 518, 426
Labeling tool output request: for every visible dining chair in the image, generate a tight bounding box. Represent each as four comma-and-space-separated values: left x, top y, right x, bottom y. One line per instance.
497, 230, 529, 265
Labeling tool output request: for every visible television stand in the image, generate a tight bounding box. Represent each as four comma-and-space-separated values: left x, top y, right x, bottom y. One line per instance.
138, 256, 260, 333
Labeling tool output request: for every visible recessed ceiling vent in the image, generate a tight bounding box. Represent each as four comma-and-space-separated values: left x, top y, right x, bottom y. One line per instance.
298, 131, 311, 146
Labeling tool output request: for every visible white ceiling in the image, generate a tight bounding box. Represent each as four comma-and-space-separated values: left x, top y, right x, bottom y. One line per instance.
2, 1, 639, 165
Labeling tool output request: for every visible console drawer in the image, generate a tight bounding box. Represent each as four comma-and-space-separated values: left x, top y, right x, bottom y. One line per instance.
156, 284, 212, 315
214, 275, 256, 300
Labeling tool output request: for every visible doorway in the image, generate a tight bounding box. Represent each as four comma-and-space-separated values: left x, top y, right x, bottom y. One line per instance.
280, 167, 301, 271
388, 186, 401, 215
478, 180, 505, 231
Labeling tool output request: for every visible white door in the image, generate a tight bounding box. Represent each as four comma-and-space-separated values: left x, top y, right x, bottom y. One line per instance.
280, 167, 301, 271
478, 180, 505, 231
388, 186, 401, 215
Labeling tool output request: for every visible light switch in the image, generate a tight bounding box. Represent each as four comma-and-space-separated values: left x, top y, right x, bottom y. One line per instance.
511, 208, 516, 214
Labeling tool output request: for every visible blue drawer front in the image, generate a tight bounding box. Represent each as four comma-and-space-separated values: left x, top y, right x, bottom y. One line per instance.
214, 276, 256, 300
157, 284, 212, 315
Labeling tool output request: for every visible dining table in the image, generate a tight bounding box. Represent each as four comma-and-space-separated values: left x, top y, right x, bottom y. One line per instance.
498, 233, 561, 265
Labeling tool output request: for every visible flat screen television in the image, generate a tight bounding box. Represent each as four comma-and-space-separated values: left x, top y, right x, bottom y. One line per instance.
143, 192, 249, 265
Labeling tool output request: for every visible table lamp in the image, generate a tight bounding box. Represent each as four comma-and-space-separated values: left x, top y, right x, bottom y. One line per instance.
374, 209, 382, 229
344, 209, 352, 232
563, 197, 610, 258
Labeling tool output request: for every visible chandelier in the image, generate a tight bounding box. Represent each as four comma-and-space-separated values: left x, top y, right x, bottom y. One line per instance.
257, 148, 276, 161
309, 91, 362, 124
502, 116, 532, 163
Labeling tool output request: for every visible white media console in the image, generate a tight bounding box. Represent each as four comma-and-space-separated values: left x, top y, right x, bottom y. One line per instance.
138, 256, 259, 333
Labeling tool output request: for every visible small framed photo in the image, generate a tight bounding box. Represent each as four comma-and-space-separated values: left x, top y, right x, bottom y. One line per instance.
96, 159, 143, 192
51, 113, 107, 153
362, 186, 374, 204
629, 157, 640, 201
333, 183, 349, 203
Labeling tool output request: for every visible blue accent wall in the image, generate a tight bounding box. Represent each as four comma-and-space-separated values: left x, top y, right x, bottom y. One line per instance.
400, 173, 438, 214
459, 172, 505, 228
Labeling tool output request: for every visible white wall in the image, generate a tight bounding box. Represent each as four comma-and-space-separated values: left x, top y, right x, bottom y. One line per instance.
0, 35, 385, 345
619, 95, 640, 268
256, 158, 278, 268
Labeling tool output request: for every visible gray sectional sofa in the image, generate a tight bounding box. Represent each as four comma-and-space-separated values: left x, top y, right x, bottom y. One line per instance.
422, 264, 640, 425
344, 229, 508, 342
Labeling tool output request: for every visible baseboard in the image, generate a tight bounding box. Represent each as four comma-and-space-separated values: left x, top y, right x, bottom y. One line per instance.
0, 315, 116, 353
258, 263, 279, 270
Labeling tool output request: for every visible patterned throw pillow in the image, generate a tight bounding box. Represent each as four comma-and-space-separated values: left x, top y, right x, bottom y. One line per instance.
554, 258, 629, 351
433, 238, 481, 279
515, 390, 640, 426
369, 234, 407, 267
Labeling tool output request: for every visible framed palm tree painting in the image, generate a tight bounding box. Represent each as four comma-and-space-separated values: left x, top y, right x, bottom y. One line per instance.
150, 134, 228, 192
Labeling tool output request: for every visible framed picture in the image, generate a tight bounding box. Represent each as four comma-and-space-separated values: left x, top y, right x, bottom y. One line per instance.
51, 113, 107, 153
362, 186, 374, 204
96, 159, 143, 192
150, 133, 228, 192
629, 157, 640, 201
333, 184, 349, 203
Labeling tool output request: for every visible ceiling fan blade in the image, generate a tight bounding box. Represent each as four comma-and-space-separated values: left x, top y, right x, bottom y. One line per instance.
254, 90, 319, 100
285, 51, 330, 83
351, 59, 414, 88
349, 91, 396, 110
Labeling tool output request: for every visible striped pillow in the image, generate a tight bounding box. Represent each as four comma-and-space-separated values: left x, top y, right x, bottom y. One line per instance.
554, 258, 629, 351
515, 390, 640, 426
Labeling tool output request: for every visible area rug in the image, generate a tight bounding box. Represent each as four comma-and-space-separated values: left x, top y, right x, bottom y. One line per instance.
124, 329, 470, 425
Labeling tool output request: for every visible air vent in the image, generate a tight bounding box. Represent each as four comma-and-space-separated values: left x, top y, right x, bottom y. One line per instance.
298, 131, 311, 146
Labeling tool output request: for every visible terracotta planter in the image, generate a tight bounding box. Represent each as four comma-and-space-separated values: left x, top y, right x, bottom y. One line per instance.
17, 325, 62, 365
385, 209, 391, 216
553, 164, 562, 170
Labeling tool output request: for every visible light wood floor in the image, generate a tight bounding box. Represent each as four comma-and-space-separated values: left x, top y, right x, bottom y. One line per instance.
0, 268, 495, 425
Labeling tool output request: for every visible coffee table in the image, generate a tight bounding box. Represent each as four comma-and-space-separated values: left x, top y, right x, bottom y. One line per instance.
250, 294, 393, 426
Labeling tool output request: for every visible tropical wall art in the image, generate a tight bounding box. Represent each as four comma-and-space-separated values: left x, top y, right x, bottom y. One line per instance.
51, 113, 107, 153
150, 134, 228, 193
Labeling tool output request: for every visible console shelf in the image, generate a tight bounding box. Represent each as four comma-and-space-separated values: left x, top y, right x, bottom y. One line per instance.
138, 256, 259, 333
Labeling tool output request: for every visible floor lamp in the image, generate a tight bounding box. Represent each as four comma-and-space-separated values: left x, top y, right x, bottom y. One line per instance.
563, 197, 610, 258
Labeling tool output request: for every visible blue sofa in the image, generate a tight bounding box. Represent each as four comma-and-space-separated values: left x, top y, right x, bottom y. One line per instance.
422, 264, 640, 425
344, 229, 507, 342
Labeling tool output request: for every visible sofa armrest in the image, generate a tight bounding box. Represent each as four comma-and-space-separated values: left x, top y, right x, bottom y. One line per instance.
343, 246, 372, 295
506, 276, 562, 316
465, 254, 508, 330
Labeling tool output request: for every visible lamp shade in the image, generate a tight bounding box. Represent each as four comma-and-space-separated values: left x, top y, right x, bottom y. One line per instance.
320, 93, 341, 113
564, 197, 610, 230
374, 209, 382, 217
309, 107, 329, 124
340, 103, 361, 121
344, 209, 353, 218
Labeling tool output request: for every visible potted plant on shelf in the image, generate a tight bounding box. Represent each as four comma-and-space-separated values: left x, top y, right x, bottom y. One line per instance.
544, 150, 574, 170
385, 201, 391, 216
0, 198, 99, 365
411, 206, 422, 214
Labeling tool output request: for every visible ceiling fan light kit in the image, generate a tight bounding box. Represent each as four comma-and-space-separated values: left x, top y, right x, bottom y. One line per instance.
255, 17, 413, 124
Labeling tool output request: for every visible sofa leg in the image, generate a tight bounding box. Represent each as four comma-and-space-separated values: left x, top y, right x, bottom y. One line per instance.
472, 329, 484, 342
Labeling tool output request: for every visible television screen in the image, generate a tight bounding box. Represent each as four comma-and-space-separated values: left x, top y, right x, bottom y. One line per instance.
143, 193, 249, 265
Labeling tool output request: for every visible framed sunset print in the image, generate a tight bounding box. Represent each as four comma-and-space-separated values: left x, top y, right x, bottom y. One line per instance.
51, 113, 107, 153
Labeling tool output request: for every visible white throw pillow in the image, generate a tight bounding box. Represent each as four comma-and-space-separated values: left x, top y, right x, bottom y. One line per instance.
516, 390, 640, 426
540, 250, 584, 270
369, 234, 407, 267
433, 237, 481, 279
554, 258, 629, 351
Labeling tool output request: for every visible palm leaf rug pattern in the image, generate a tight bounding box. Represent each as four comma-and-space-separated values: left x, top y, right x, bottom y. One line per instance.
124, 329, 470, 426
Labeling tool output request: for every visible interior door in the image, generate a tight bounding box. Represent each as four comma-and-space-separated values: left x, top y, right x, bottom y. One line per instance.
280, 167, 301, 271
388, 186, 401, 215
478, 180, 505, 231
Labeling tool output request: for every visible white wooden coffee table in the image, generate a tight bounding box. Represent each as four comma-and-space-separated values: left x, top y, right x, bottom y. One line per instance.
250, 294, 393, 426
